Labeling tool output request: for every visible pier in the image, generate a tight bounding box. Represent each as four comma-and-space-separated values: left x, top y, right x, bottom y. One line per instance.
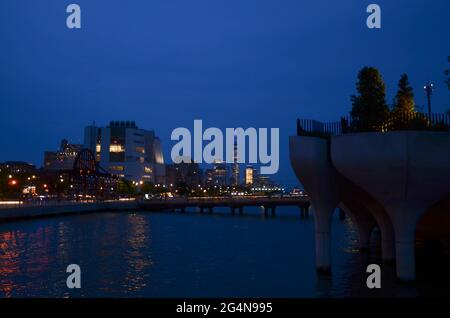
0, 196, 310, 222
290, 124, 450, 281
139, 196, 310, 217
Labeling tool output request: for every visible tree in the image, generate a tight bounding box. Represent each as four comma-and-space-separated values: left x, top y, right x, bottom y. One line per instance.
175, 182, 190, 196
117, 180, 137, 197
393, 74, 415, 114
350, 67, 389, 131
391, 74, 416, 130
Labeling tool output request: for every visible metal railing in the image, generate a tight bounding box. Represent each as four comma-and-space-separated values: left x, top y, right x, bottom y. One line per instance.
297, 112, 450, 137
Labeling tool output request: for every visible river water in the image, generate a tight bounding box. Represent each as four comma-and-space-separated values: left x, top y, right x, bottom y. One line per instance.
0, 207, 448, 298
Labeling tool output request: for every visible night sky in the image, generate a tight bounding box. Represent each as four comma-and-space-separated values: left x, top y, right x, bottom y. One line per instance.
1, 0, 449, 187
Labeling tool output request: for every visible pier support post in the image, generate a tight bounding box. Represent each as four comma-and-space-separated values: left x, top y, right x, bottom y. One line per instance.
314, 209, 333, 273
230, 207, 235, 215
239, 207, 243, 216
300, 206, 309, 218
390, 208, 422, 282
271, 207, 276, 217
200, 207, 204, 213
396, 237, 415, 282
208, 207, 213, 214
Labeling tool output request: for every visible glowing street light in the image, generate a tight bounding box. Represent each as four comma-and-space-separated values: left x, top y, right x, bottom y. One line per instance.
424, 82, 434, 118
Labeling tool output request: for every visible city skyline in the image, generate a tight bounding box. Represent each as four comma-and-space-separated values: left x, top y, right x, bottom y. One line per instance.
0, 0, 450, 301
1, 0, 449, 188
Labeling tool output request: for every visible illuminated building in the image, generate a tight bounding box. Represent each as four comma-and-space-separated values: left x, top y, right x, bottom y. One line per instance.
0, 161, 36, 174
254, 175, 273, 187
205, 160, 228, 187
84, 121, 165, 183
231, 140, 239, 186
166, 158, 203, 189
44, 139, 83, 170
245, 165, 254, 185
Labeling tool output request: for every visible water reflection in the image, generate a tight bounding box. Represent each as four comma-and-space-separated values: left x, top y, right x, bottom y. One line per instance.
0, 209, 448, 297
123, 213, 152, 294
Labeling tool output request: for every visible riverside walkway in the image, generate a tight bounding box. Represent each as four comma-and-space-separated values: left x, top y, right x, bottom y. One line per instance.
0, 196, 311, 222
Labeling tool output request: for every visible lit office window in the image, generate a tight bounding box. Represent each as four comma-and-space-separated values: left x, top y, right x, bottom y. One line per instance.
144, 167, 153, 173
110, 144, 125, 153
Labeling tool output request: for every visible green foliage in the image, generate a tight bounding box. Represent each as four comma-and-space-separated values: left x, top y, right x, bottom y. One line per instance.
350, 67, 389, 132
390, 74, 418, 130
393, 74, 415, 114
117, 180, 137, 196
175, 182, 190, 196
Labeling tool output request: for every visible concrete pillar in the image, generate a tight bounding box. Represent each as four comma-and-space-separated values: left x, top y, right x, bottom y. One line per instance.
299, 206, 304, 218
390, 206, 424, 282
304, 205, 310, 218
270, 207, 276, 217
331, 131, 450, 280
314, 208, 333, 273
290, 136, 340, 273
359, 200, 395, 261
395, 238, 415, 282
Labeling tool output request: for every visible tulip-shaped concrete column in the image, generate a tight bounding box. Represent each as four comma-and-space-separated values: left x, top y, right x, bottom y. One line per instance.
339, 201, 376, 250
332, 131, 450, 281
342, 186, 395, 261
290, 136, 340, 272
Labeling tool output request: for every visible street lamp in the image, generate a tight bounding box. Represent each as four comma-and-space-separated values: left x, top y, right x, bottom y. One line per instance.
424, 82, 434, 119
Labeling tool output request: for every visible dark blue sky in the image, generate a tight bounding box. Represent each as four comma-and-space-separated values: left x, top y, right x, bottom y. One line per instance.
1, 0, 449, 187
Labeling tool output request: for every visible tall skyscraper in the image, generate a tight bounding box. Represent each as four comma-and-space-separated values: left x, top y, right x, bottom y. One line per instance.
231, 139, 239, 186
245, 165, 254, 185
84, 121, 165, 183
205, 160, 228, 187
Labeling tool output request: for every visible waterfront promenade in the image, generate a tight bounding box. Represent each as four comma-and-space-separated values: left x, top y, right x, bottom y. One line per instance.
0, 199, 139, 222
0, 196, 310, 222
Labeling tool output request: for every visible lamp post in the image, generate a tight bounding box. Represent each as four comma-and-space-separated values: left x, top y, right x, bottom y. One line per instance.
424, 82, 434, 119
